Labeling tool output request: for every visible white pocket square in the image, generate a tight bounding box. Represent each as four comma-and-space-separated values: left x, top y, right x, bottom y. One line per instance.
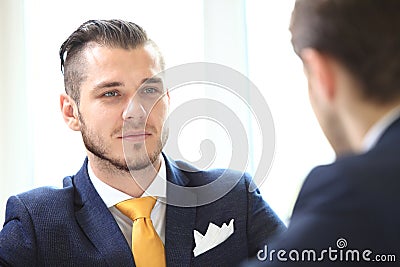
193, 219, 234, 257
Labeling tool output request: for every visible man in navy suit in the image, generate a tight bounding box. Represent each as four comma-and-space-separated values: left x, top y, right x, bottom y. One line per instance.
0, 19, 285, 266
247, 0, 400, 266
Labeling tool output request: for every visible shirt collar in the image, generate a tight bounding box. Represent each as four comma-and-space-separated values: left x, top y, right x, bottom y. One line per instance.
88, 156, 167, 208
362, 105, 400, 152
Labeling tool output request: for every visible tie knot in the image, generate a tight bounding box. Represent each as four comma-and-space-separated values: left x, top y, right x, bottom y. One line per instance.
115, 196, 156, 221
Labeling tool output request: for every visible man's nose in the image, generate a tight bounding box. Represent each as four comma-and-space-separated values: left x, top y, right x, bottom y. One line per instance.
122, 97, 147, 121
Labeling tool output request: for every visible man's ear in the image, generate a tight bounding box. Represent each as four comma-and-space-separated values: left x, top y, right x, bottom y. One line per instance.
60, 93, 80, 131
301, 48, 336, 102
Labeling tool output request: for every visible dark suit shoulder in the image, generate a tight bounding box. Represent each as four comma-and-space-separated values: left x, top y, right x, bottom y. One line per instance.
174, 159, 250, 187
286, 146, 400, 257
4, 178, 78, 233
302, 146, 400, 201
14, 180, 75, 209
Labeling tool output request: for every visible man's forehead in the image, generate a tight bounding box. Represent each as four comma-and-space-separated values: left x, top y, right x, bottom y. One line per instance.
80, 43, 161, 71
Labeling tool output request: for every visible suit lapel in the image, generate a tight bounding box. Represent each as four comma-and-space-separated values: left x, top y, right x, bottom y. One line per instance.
164, 156, 197, 266
72, 159, 134, 266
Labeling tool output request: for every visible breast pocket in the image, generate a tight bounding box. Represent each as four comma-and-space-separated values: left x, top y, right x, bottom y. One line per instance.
191, 232, 248, 267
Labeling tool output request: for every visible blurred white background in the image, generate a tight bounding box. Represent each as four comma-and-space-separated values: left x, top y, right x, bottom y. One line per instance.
0, 0, 334, 226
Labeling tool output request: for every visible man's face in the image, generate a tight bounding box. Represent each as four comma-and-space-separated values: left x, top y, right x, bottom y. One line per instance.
76, 44, 169, 172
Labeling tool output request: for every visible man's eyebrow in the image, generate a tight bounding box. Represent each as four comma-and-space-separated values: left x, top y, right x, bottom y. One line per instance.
141, 77, 163, 84
92, 78, 162, 91
93, 81, 125, 90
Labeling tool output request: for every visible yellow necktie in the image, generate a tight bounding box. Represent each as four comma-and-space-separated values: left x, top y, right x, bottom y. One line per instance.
115, 197, 166, 267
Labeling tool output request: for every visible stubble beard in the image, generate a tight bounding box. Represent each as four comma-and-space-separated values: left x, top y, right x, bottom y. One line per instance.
79, 113, 169, 173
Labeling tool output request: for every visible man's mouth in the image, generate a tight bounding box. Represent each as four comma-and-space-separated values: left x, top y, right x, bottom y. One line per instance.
119, 131, 152, 142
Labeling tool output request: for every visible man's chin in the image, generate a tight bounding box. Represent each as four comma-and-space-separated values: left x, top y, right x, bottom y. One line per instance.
125, 155, 158, 171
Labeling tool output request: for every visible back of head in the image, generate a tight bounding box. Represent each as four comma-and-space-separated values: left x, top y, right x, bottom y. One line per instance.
59, 19, 164, 103
290, 0, 400, 103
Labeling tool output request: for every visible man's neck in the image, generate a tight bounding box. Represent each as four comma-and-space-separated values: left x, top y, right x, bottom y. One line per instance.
88, 154, 162, 198
342, 100, 400, 154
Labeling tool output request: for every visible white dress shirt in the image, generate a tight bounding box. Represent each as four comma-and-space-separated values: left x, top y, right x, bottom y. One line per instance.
362, 105, 400, 152
88, 158, 167, 248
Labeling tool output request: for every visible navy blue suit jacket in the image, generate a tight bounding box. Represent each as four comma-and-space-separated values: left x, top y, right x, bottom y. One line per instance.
0, 155, 285, 266
248, 119, 400, 266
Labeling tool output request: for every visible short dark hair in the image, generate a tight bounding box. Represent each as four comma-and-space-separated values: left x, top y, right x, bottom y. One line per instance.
290, 0, 400, 103
59, 19, 165, 103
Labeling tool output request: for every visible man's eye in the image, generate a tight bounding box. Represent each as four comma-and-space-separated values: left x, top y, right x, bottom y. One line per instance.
103, 91, 119, 97
142, 87, 158, 94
